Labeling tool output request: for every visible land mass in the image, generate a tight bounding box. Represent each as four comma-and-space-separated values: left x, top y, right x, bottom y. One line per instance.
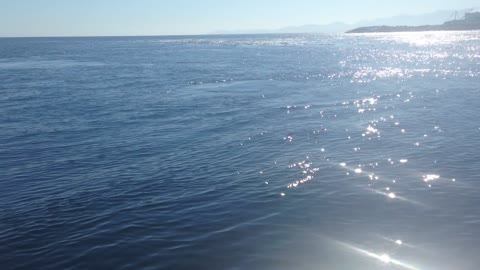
347, 12, 480, 33
212, 10, 467, 35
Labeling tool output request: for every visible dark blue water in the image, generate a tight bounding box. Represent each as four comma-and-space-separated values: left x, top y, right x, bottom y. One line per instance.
1, 32, 480, 270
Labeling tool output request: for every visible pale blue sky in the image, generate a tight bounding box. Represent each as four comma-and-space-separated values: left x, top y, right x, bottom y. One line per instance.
0, 0, 477, 37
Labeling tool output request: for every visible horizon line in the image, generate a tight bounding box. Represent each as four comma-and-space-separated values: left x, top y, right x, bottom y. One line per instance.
0, 32, 346, 39
1, 7, 476, 40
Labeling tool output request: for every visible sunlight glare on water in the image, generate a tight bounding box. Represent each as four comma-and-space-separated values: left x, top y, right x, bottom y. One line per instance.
1, 31, 480, 270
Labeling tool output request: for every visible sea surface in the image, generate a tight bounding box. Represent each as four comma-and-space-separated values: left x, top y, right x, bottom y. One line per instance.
1, 32, 480, 270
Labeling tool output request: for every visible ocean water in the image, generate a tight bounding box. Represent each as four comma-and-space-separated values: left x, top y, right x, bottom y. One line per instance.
1, 32, 480, 270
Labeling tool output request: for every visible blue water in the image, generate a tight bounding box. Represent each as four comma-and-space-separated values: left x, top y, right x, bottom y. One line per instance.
1, 32, 480, 270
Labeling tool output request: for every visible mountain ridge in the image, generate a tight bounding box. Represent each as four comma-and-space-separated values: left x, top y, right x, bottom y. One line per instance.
211, 9, 467, 34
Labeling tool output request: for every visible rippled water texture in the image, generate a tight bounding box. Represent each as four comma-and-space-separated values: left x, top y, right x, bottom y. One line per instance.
1, 32, 480, 270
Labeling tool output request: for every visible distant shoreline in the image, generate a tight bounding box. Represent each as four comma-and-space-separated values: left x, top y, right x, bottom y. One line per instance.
346, 24, 480, 33
347, 12, 480, 33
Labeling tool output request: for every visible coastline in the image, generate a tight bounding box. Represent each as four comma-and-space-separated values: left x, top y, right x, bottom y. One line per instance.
347, 12, 480, 33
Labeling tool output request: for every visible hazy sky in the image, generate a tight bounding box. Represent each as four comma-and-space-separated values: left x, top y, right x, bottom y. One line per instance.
0, 0, 478, 37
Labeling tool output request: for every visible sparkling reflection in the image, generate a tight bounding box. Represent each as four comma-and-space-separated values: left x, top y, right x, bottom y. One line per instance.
337, 241, 421, 270
368, 188, 424, 206
422, 174, 440, 182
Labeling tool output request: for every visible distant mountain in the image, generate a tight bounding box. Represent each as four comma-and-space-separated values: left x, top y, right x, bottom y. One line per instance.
357, 10, 462, 27
348, 10, 480, 33
212, 9, 466, 34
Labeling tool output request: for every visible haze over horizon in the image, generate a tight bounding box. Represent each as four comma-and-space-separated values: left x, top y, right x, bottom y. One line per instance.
0, 0, 478, 37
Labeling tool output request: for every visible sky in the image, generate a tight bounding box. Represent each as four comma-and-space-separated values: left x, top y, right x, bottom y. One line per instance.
0, 0, 478, 37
